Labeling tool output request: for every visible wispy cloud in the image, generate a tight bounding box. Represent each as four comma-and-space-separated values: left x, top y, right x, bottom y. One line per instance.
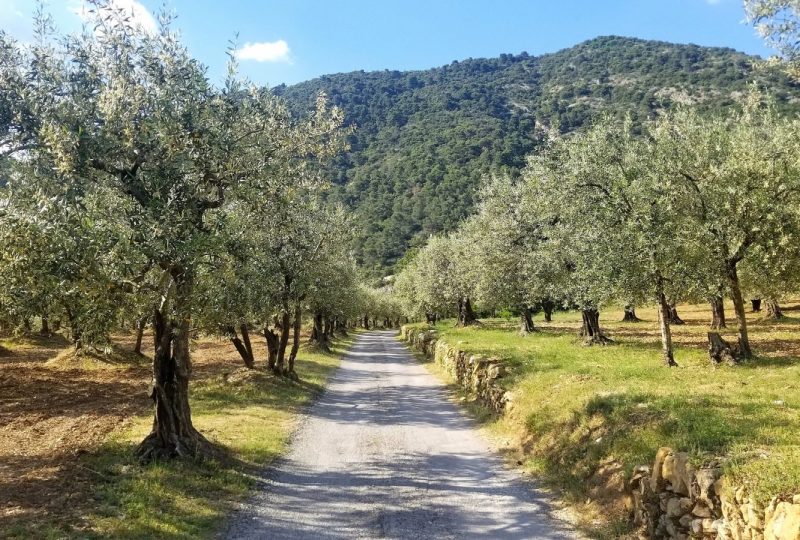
235, 40, 291, 63
71, 0, 157, 33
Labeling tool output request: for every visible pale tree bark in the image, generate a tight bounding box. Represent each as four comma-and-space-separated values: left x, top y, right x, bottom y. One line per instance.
764, 298, 785, 321
726, 261, 752, 359
658, 291, 677, 367
519, 306, 536, 334
710, 295, 726, 329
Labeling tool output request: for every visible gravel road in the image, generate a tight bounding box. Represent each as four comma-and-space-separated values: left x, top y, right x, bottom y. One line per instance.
226, 330, 579, 539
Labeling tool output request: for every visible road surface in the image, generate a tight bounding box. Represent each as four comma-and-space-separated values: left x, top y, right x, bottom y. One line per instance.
226, 330, 579, 539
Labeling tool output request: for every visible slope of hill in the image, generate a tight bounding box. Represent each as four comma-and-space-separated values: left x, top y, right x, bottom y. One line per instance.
275, 36, 799, 277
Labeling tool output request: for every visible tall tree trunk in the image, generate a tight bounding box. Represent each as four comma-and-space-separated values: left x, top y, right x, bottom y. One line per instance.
276, 308, 291, 374
581, 308, 612, 345
519, 306, 536, 334
457, 297, 478, 326
312, 311, 330, 352
622, 304, 642, 323
658, 292, 677, 367
240, 324, 254, 365
136, 269, 214, 462
227, 325, 255, 369
363, 315, 369, 329
667, 303, 685, 325
726, 261, 752, 359
287, 303, 302, 378
264, 325, 279, 371
134, 316, 147, 355
751, 298, 762, 312
542, 300, 554, 323
310, 312, 324, 344
764, 298, 785, 321
40, 315, 50, 335
710, 295, 727, 329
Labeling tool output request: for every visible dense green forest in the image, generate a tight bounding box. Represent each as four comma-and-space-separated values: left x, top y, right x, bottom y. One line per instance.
275, 36, 800, 277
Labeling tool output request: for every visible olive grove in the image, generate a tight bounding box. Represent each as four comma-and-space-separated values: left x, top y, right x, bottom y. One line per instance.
0, 3, 377, 460
394, 92, 800, 366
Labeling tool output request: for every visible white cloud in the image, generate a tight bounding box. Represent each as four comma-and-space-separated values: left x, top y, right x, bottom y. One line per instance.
705, 0, 722, 5
235, 40, 291, 63
71, 0, 157, 33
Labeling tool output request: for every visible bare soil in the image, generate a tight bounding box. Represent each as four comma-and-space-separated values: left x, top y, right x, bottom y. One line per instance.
0, 330, 251, 532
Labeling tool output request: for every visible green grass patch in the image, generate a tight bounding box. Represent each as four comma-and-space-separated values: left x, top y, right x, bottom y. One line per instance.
406, 308, 800, 513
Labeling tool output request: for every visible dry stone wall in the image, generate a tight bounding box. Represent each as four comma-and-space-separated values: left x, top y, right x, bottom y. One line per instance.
400, 326, 800, 540
401, 326, 512, 414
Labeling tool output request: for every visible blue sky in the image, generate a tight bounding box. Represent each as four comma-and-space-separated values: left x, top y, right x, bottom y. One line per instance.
0, 0, 775, 86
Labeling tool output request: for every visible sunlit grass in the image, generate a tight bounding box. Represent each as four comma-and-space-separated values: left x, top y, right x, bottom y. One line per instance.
408, 303, 800, 513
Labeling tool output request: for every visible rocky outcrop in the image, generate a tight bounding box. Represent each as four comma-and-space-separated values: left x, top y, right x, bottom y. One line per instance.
401, 326, 511, 414
630, 447, 800, 540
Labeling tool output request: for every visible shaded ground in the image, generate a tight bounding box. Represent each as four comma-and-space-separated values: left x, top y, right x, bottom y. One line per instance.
227, 331, 579, 540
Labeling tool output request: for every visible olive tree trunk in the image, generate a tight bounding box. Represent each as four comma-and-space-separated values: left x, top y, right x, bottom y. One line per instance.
710, 295, 726, 329
726, 261, 752, 359
136, 269, 214, 462
658, 293, 677, 367
581, 308, 612, 345
622, 304, 642, 323
287, 303, 302, 379
751, 298, 762, 312
519, 306, 536, 334
764, 298, 785, 321
264, 325, 279, 371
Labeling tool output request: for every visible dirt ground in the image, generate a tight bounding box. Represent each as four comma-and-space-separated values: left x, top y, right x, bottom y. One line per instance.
0, 330, 250, 533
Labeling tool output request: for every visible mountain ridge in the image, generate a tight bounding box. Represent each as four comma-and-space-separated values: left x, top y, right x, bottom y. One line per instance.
275, 35, 799, 277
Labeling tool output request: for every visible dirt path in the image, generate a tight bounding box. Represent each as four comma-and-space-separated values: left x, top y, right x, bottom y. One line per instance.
226, 330, 578, 539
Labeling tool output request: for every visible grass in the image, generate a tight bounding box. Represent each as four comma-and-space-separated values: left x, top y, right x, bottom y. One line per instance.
5, 333, 356, 540
405, 302, 800, 530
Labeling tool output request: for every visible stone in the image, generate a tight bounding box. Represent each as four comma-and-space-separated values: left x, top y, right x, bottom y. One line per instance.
679, 513, 694, 528
671, 452, 694, 496
667, 496, 693, 518
651, 447, 673, 492
741, 502, 764, 530
693, 502, 713, 518
764, 502, 800, 540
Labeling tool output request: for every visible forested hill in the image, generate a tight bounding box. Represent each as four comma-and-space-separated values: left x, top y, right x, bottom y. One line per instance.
274, 36, 799, 277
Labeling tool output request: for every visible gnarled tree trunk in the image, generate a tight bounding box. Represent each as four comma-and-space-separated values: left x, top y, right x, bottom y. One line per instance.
708, 332, 738, 365
581, 308, 612, 345
456, 297, 478, 326
519, 306, 536, 334
622, 304, 642, 323
667, 303, 685, 325
764, 298, 784, 321
136, 269, 215, 462
710, 295, 726, 330
264, 324, 279, 371
751, 298, 762, 312
541, 300, 554, 323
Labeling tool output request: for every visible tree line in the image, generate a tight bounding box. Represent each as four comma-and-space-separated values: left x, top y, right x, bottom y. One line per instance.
395, 91, 800, 367
0, 2, 391, 461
